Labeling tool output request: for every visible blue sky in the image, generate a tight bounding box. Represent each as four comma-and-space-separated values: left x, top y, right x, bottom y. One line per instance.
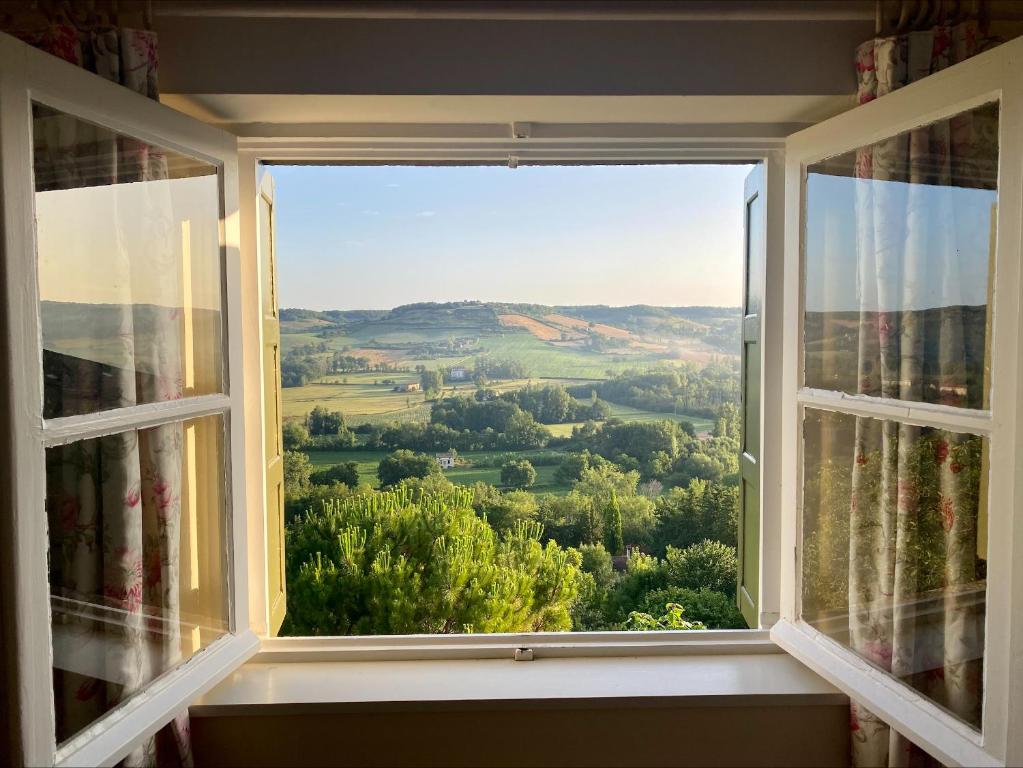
271, 164, 752, 310
804, 172, 996, 312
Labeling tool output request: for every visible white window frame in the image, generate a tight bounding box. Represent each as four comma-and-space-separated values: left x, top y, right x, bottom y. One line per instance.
771, 35, 1023, 768
0, 33, 258, 767
238, 140, 786, 646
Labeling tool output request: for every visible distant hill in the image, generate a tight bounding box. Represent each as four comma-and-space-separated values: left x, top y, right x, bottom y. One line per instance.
280, 301, 742, 355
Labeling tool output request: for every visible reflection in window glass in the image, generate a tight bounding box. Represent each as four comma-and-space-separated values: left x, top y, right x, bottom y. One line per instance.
801, 408, 986, 730
47, 415, 229, 746
32, 104, 224, 419
803, 103, 998, 409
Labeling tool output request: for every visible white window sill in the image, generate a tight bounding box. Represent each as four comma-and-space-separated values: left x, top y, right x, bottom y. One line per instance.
190, 640, 845, 717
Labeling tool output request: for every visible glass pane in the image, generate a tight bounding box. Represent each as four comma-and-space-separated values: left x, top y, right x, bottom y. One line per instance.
801, 408, 986, 730
259, 188, 276, 318
803, 102, 998, 409
47, 415, 229, 745
745, 191, 764, 317
33, 104, 224, 419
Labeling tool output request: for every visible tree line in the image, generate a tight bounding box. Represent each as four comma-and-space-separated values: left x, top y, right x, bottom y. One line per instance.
567, 363, 740, 418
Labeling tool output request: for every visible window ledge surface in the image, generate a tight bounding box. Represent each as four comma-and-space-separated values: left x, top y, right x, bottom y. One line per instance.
189, 651, 845, 717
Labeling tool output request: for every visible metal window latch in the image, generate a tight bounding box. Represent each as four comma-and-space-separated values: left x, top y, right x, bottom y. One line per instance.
514, 647, 534, 661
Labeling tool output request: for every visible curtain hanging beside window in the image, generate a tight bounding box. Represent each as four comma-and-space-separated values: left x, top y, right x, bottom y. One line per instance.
846, 16, 998, 768
13, 11, 195, 767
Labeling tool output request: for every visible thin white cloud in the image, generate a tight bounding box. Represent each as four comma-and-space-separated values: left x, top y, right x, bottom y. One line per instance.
385, 183, 401, 188
415, 210, 437, 218
361, 209, 380, 216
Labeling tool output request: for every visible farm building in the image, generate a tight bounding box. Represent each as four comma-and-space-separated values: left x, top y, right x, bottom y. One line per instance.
448, 366, 469, 381
435, 452, 456, 469
393, 382, 421, 393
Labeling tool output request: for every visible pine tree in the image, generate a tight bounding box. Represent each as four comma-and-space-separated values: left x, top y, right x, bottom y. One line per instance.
604, 490, 624, 555
284, 487, 583, 635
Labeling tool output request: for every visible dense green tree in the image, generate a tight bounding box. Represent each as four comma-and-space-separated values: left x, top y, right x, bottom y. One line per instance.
574, 464, 655, 549
578, 543, 615, 589
536, 492, 592, 549
284, 450, 313, 498
503, 383, 573, 423
553, 450, 610, 485
570, 364, 740, 418
665, 540, 739, 596
501, 410, 551, 449
282, 421, 309, 451
310, 462, 360, 488
651, 479, 738, 556
307, 405, 346, 436
603, 490, 624, 555
500, 459, 537, 489
377, 449, 441, 487
471, 484, 539, 533
591, 419, 682, 466
569, 543, 617, 631
419, 369, 443, 395
283, 488, 582, 635
473, 356, 529, 380
714, 402, 741, 441
603, 552, 667, 622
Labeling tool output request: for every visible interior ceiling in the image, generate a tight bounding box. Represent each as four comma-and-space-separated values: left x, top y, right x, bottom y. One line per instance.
153, 1, 878, 136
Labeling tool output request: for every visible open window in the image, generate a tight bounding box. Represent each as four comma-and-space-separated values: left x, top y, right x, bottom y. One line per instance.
773, 36, 1023, 767
0, 34, 257, 766
255, 161, 758, 638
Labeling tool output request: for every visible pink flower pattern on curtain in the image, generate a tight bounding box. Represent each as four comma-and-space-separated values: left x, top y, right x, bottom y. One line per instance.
26, 24, 194, 768
848, 20, 997, 768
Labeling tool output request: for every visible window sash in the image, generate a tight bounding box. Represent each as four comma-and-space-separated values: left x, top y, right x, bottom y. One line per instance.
0, 31, 256, 766
778, 34, 1023, 767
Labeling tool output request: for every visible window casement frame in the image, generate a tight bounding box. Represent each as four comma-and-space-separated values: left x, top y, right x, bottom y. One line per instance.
0, 33, 259, 768
771, 35, 1023, 768
237, 139, 786, 645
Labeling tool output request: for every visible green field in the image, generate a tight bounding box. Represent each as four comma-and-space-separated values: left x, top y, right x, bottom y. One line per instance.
283, 373, 598, 424
283, 371, 429, 421
282, 325, 670, 380
305, 449, 572, 494
605, 402, 716, 435
283, 372, 713, 435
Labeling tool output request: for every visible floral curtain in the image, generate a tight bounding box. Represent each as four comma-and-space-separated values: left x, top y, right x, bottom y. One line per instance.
848, 20, 997, 768
23, 23, 193, 768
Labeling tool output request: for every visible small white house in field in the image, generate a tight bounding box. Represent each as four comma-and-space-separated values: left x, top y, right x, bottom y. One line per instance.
435, 452, 456, 469
394, 382, 421, 393
448, 366, 469, 381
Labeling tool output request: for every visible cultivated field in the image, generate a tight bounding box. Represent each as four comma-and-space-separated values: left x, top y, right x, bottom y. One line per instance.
283, 303, 735, 499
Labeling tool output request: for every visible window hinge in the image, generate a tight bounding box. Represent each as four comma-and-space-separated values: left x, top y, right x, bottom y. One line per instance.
514, 647, 534, 661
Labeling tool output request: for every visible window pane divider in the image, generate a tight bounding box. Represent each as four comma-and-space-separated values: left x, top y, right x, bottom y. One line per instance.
41, 393, 232, 447
796, 388, 991, 435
